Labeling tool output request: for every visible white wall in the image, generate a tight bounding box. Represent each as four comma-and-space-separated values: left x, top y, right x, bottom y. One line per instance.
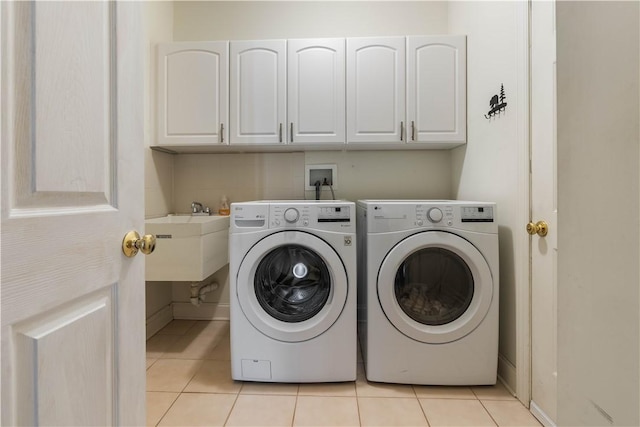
169, 1, 455, 314
556, 2, 639, 425
144, 1, 175, 334
448, 1, 529, 394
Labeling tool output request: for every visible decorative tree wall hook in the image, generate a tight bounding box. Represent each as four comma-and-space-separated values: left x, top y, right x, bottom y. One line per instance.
485, 84, 507, 119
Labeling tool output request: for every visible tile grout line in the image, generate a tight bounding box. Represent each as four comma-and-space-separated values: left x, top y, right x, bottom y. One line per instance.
478, 399, 500, 427
153, 391, 180, 427
416, 396, 432, 427
291, 392, 299, 427
221, 388, 241, 426
409, 383, 431, 427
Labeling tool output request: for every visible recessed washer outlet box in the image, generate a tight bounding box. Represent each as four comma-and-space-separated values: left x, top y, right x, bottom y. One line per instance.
305, 164, 337, 191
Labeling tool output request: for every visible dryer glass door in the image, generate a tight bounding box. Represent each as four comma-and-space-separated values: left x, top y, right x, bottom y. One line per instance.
395, 248, 474, 326
378, 231, 493, 344
255, 244, 331, 323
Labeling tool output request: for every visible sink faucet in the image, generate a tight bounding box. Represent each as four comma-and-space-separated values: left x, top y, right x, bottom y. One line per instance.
191, 201, 203, 213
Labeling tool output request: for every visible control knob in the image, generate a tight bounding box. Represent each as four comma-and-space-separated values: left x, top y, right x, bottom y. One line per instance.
284, 208, 300, 223
427, 208, 443, 223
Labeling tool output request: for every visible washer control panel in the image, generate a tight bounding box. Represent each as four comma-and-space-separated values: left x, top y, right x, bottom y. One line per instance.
231, 201, 355, 233
270, 202, 354, 231
318, 206, 351, 223
427, 207, 444, 223
284, 208, 300, 223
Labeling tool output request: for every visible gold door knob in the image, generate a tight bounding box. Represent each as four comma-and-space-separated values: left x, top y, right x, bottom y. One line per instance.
526, 220, 549, 237
122, 231, 156, 257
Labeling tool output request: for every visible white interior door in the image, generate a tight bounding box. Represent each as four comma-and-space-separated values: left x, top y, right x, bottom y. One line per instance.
530, 1, 558, 425
1, 2, 145, 425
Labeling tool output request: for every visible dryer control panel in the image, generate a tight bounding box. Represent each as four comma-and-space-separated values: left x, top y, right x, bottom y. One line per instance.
358, 200, 497, 234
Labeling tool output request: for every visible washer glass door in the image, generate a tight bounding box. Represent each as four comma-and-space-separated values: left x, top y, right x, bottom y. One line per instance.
237, 231, 348, 342
254, 244, 331, 323
378, 231, 493, 344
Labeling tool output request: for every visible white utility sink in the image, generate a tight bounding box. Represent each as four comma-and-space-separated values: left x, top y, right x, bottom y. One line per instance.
145, 215, 230, 282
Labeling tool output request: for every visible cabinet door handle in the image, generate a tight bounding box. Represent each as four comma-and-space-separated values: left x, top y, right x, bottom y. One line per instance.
411, 121, 416, 141
400, 121, 404, 141
279, 123, 283, 143
220, 123, 224, 143
290, 123, 294, 143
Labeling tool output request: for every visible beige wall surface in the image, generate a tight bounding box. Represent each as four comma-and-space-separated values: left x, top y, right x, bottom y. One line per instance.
449, 1, 528, 393
144, 1, 175, 322
145, 1, 174, 219
556, 2, 639, 425
173, 1, 449, 41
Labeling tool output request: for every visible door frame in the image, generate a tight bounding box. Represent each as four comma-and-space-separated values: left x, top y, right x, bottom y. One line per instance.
513, 0, 532, 408
514, 0, 559, 414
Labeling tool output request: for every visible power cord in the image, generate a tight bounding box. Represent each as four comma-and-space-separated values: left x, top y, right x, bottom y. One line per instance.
312, 178, 336, 201
322, 178, 336, 200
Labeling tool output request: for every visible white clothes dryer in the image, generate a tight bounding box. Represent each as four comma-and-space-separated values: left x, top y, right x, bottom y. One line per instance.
357, 200, 499, 385
230, 200, 357, 382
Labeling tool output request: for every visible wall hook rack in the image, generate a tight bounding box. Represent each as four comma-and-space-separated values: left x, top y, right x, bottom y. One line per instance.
485, 83, 507, 119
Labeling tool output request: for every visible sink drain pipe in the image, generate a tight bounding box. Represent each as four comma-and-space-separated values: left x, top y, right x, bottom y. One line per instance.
190, 280, 219, 306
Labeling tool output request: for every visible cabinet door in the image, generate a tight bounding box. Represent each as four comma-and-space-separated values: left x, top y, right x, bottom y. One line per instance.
288, 39, 345, 145
230, 40, 287, 145
346, 37, 405, 144
407, 36, 466, 145
157, 41, 229, 146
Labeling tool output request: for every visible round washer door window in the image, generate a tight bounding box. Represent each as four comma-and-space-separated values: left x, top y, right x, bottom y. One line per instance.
378, 231, 493, 344
254, 245, 331, 323
237, 231, 348, 343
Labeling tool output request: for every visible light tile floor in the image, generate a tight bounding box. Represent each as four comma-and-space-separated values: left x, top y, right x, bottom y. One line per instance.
147, 320, 541, 427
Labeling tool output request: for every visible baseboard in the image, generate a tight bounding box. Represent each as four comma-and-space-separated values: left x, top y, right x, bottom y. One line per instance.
497, 353, 517, 397
172, 302, 230, 320
530, 400, 557, 427
146, 305, 173, 339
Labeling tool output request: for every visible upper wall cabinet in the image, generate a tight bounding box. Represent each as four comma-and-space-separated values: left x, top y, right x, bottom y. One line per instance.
157, 41, 229, 146
407, 36, 466, 145
288, 39, 345, 145
230, 40, 287, 145
152, 35, 466, 153
346, 37, 406, 145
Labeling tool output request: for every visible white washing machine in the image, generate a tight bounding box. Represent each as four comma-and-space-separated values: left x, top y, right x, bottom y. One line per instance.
230, 200, 357, 382
357, 200, 499, 385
